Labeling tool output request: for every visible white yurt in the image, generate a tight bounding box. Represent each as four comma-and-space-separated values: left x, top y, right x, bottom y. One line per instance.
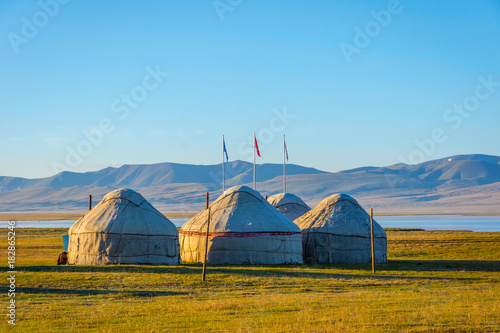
267, 193, 311, 221
67, 188, 181, 265
294, 193, 387, 264
179, 185, 303, 265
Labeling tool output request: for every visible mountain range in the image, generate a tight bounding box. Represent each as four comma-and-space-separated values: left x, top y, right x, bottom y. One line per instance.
0, 154, 499, 213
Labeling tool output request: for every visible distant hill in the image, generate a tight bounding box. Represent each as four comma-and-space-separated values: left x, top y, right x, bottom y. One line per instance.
0, 161, 326, 191
259, 154, 500, 212
0, 154, 499, 213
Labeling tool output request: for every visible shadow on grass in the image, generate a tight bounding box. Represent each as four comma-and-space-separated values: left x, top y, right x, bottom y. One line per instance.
202, 261, 496, 282
15, 259, 499, 280
0, 286, 187, 297
376, 260, 500, 272
321, 260, 500, 273
17, 265, 196, 274
14, 265, 468, 284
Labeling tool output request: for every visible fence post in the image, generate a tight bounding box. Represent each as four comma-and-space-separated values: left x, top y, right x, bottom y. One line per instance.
370, 208, 376, 274
202, 192, 210, 281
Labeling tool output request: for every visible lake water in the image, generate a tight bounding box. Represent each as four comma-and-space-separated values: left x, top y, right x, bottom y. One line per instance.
0, 216, 499, 232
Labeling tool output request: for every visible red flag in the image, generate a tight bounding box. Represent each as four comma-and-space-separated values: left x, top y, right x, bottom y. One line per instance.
254, 134, 261, 157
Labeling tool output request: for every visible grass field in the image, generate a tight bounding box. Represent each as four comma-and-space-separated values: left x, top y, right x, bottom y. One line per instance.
1, 228, 499, 332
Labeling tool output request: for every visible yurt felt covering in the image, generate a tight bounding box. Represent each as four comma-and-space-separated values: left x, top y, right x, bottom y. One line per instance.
68, 188, 181, 265
295, 194, 387, 264
180, 186, 303, 265
267, 193, 311, 221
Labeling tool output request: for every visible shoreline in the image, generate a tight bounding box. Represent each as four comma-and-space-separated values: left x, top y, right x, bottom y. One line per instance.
374, 211, 500, 216
1, 211, 499, 221
0, 212, 197, 221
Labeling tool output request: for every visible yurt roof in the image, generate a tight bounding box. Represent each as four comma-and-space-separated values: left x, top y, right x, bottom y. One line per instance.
267, 193, 311, 210
294, 193, 386, 238
180, 185, 300, 234
69, 188, 177, 236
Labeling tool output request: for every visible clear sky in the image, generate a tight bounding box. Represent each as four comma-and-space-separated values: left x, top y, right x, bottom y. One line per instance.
1, 0, 499, 178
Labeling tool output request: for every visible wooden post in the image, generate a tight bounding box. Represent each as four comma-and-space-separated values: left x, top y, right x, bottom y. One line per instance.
265, 195, 268, 200
89, 195, 92, 211
202, 192, 210, 282
370, 208, 376, 274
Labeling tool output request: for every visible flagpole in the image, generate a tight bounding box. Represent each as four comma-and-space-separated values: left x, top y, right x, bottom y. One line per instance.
283, 135, 286, 193
253, 132, 256, 190
222, 135, 225, 192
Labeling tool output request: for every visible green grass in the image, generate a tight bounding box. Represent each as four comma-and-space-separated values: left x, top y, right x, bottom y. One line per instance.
1, 228, 499, 332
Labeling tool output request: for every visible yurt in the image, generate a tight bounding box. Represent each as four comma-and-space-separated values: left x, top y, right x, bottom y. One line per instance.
179, 185, 303, 265
267, 193, 311, 221
67, 188, 181, 265
294, 194, 387, 264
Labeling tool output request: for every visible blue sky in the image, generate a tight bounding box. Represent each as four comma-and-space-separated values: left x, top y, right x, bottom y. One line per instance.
1, 0, 499, 178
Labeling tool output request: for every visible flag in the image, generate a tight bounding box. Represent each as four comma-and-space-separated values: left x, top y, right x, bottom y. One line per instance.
223, 137, 229, 162
284, 138, 288, 162
254, 134, 261, 157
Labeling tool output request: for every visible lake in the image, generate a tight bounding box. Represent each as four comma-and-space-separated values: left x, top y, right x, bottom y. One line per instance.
0, 216, 499, 232
0, 218, 190, 229
375, 215, 500, 232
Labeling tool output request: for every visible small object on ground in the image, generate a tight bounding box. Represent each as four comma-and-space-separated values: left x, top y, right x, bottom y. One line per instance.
57, 251, 68, 265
